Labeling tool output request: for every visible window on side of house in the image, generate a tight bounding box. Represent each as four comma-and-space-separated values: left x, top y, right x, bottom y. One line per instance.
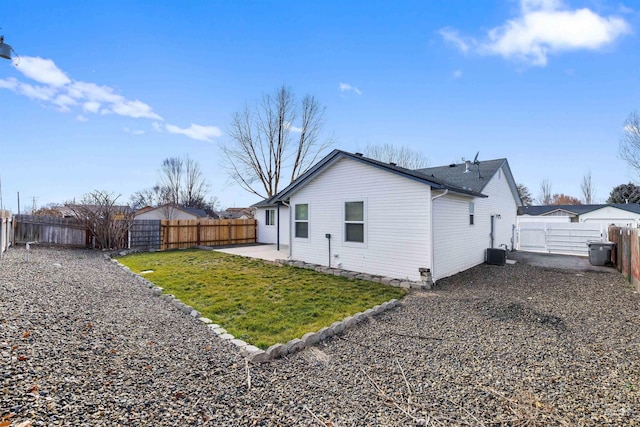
469, 201, 475, 225
345, 201, 365, 243
295, 204, 309, 238
265, 209, 275, 226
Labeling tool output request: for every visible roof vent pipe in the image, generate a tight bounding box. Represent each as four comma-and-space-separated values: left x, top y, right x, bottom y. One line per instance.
464, 160, 471, 173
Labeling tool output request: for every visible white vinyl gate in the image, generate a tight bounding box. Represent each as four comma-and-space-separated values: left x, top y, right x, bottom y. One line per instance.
516, 222, 606, 256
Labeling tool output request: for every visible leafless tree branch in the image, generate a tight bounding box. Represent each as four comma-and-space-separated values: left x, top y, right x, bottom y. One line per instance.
221, 85, 332, 199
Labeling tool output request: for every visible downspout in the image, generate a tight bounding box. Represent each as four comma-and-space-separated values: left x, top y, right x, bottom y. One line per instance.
430, 189, 449, 286
282, 200, 291, 258
276, 203, 280, 251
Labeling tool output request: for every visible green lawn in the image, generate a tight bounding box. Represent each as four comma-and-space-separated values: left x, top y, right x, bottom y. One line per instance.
117, 249, 406, 348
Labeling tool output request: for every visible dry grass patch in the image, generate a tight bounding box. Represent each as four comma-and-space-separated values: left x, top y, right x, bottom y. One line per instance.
117, 249, 406, 348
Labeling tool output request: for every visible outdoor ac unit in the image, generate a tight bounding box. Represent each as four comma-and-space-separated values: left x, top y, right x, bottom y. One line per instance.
486, 248, 506, 266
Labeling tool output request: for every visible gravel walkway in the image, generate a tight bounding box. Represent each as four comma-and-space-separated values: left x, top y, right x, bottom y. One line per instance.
2, 246, 639, 426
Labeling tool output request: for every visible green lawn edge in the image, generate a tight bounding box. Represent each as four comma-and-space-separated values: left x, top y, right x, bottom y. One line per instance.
116, 249, 406, 348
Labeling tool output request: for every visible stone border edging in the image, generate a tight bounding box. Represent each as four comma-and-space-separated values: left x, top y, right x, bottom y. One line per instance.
106, 253, 403, 363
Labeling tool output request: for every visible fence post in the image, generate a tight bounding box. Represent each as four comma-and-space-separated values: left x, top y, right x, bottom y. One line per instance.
197, 222, 201, 246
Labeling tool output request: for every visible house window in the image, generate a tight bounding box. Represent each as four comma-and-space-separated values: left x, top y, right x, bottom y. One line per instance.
469, 202, 475, 225
295, 204, 309, 238
265, 209, 275, 226
345, 201, 365, 243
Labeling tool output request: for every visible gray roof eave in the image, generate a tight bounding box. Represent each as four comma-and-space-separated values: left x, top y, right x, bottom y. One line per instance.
273, 150, 486, 202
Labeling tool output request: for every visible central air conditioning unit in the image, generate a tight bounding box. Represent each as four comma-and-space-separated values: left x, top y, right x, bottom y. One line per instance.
486, 248, 506, 266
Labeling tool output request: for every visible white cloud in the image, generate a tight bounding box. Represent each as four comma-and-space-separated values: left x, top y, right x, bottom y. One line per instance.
452, 70, 463, 79
15, 56, 71, 86
339, 82, 362, 95
0, 54, 224, 142
2, 56, 164, 120
439, 28, 472, 53
0, 77, 18, 90
83, 101, 101, 114
124, 127, 145, 135
110, 99, 162, 120
441, 0, 631, 66
165, 123, 223, 142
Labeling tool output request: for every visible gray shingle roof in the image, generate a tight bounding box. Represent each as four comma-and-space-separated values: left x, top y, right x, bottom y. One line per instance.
519, 204, 640, 216
273, 150, 487, 202
415, 159, 508, 194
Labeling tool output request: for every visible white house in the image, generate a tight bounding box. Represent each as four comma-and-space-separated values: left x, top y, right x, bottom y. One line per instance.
254, 198, 289, 248
134, 204, 208, 220
267, 150, 521, 282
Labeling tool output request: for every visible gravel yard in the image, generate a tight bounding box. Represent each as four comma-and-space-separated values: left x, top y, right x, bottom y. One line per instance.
2, 246, 639, 426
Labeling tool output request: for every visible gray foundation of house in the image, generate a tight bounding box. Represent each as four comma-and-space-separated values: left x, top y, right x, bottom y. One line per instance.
275, 258, 433, 290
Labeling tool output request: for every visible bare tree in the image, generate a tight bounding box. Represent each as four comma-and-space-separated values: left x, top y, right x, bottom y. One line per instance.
538, 178, 553, 205
364, 144, 429, 169
181, 156, 210, 208
131, 156, 211, 209
129, 185, 167, 210
581, 171, 595, 204
66, 190, 133, 249
159, 157, 183, 205
221, 85, 333, 199
619, 111, 640, 177
516, 183, 533, 206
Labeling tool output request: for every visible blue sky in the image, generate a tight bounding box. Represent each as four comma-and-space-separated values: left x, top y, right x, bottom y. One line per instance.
1, 0, 638, 211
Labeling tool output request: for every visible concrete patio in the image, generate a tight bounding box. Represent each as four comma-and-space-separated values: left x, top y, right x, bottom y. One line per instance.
214, 244, 290, 262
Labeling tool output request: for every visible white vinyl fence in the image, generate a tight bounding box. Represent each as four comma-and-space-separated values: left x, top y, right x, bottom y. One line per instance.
0, 211, 13, 257
516, 222, 606, 256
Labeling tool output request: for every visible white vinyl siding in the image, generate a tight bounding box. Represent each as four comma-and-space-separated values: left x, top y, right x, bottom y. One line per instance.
433, 164, 518, 280
256, 205, 290, 245
289, 158, 431, 281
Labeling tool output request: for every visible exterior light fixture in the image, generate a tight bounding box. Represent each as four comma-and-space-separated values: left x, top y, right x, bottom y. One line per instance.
0, 35, 14, 60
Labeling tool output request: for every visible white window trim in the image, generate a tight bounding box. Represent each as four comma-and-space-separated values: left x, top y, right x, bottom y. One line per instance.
294, 203, 310, 240
343, 199, 367, 248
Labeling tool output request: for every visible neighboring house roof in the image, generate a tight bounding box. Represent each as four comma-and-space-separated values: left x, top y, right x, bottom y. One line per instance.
134, 204, 207, 218
274, 149, 488, 202
416, 158, 521, 205
211, 208, 255, 219
519, 204, 640, 216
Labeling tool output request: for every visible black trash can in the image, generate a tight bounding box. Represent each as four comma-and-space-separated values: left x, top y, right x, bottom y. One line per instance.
587, 241, 615, 266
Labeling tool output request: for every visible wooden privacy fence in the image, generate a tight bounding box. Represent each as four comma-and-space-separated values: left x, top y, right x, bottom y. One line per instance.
11, 216, 257, 251
14, 215, 89, 247
608, 226, 640, 292
159, 219, 257, 250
